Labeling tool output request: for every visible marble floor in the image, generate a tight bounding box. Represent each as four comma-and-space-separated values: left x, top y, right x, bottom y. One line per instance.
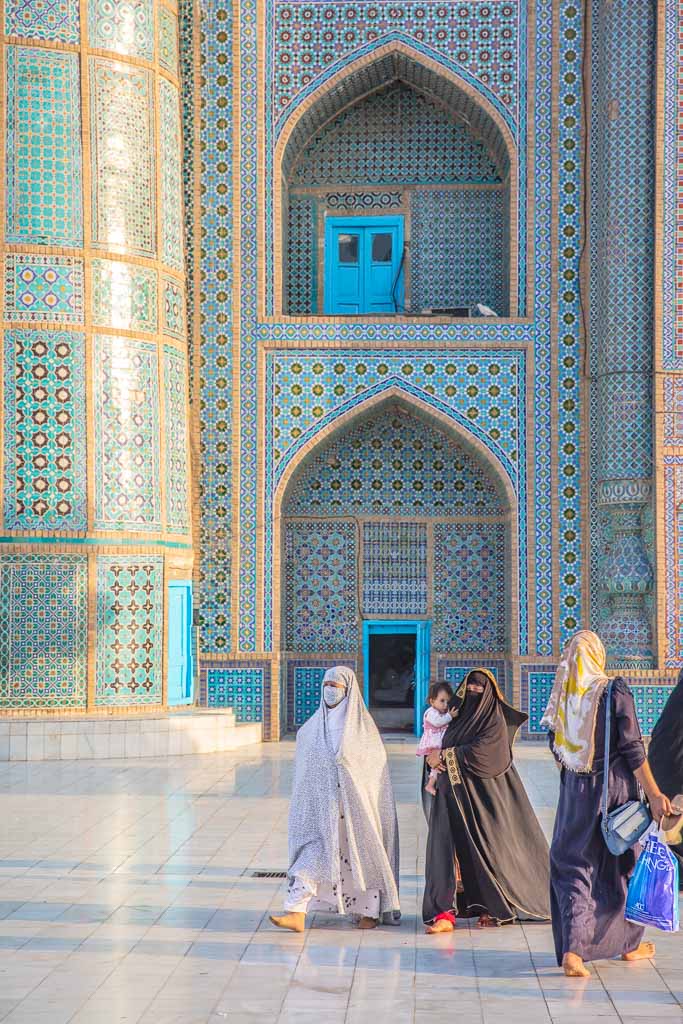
0, 740, 680, 1024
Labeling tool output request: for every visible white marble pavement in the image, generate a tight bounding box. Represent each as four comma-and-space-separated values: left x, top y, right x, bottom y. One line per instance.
0, 739, 680, 1024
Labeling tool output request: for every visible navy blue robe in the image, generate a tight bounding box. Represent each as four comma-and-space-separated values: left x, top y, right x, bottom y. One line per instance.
549, 677, 646, 964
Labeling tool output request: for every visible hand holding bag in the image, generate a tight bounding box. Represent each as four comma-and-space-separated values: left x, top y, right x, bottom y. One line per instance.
600, 681, 651, 856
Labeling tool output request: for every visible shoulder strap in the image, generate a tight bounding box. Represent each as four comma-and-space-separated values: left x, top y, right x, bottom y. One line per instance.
602, 680, 613, 818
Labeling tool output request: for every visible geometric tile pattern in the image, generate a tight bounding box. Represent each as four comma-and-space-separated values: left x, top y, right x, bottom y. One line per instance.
160, 79, 184, 270
523, 669, 555, 735
3, 329, 87, 530
362, 522, 428, 616
90, 58, 156, 258
0, 554, 88, 708
664, 456, 683, 667
271, 1, 520, 128
91, 258, 158, 332
3, 254, 84, 324
162, 277, 185, 340
286, 195, 317, 315
292, 665, 326, 727
432, 522, 506, 652
93, 334, 161, 532
286, 407, 504, 517
88, 0, 154, 59
663, 376, 683, 445
195, 0, 234, 652
206, 666, 264, 722
270, 352, 523, 478
284, 520, 358, 651
159, 4, 179, 74
5, 0, 80, 42
95, 556, 164, 705
631, 683, 677, 736
410, 188, 506, 314
662, 0, 682, 368
163, 345, 190, 533
5, 46, 83, 246
291, 83, 501, 186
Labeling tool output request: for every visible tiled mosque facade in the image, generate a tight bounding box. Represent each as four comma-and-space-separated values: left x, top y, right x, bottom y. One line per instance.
0, 0, 681, 739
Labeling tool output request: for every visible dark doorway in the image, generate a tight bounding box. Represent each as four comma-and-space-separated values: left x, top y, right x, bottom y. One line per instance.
368, 632, 416, 731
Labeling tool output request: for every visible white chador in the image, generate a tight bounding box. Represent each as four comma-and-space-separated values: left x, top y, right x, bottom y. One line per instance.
283, 667, 400, 923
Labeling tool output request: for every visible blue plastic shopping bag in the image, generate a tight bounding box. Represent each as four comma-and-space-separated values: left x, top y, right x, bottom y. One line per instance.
625, 825, 680, 932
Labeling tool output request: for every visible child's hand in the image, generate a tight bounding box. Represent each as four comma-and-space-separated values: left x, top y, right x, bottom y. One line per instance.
449, 707, 459, 719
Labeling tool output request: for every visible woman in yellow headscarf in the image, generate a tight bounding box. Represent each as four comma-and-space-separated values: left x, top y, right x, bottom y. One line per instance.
542, 630, 673, 977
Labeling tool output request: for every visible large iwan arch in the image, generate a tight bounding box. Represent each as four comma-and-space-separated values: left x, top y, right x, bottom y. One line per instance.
272, 41, 519, 318
271, 390, 519, 732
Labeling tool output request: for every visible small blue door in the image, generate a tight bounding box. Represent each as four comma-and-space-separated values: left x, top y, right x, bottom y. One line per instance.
362, 619, 431, 737
167, 581, 193, 706
325, 217, 404, 314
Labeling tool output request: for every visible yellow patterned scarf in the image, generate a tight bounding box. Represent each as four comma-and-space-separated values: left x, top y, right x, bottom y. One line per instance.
540, 630, 609, 773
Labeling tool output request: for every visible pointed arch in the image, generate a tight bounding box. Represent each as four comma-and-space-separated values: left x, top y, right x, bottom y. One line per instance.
274, 40, 519, 316
270, 386, 519, 659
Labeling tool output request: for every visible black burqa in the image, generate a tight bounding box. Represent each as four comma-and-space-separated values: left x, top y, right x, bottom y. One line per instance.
648, 670, 683, 887
422, 670, 551, 924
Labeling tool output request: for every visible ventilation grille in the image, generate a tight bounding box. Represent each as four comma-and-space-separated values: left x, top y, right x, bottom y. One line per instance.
251, 870, 287, 879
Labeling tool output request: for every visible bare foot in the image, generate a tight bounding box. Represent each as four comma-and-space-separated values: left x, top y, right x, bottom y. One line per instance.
425, 918, 454, 934
477, 913, 500, 928
563, 953, 590, 978
425, 786, 437, 796
269, 912, 305, 933
357, 916, 378, 929
622, 941, 656, 962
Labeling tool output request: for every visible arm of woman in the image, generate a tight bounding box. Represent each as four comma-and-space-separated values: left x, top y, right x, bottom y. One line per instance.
614, 679, 673, 820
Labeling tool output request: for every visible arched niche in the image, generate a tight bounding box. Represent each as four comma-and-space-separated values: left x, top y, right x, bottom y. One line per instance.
274, 43, 518, 319
272, 394, 518, 714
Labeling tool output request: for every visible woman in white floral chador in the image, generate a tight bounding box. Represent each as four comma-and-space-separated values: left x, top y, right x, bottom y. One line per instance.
270, 666, 400, 932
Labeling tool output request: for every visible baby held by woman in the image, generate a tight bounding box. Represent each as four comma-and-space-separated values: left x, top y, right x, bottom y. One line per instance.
417, 681, 455, 795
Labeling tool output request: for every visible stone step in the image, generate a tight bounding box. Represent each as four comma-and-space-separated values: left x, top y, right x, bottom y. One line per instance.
0, 710, 263, 761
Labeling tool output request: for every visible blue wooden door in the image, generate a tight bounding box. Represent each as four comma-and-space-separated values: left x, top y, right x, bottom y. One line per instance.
325, 217, 404, 314
167, 581, 193, 706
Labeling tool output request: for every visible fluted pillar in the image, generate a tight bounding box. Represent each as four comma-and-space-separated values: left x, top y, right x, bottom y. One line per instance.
0, 0, 193, 711
591, 0, 655, 668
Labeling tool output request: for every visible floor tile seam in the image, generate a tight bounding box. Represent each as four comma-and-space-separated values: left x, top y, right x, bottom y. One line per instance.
5, 914, 117, 1022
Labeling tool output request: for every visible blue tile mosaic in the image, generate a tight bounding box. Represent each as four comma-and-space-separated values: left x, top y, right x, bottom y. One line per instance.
363, 522, 427, 617
3, 329, 87, 531
433, 523, 506, 653
0, 555, 88, 709
5, 46, 83, 247
93, 334, 161, 532
95, 557, 164, 705
206, 667, 264, 723
4, 254, 84, 325
5, 0, 80, 42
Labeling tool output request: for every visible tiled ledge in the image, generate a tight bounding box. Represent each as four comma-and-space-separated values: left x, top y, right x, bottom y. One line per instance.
0, 709, 262, 761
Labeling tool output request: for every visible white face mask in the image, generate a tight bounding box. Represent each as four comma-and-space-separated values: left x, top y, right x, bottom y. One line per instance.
323, 685, 346, 708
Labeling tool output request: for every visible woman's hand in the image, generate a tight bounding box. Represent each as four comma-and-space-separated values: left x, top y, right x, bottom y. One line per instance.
649, 791, 674, 822
634, 760, 674, 821
426, 752, 444, 771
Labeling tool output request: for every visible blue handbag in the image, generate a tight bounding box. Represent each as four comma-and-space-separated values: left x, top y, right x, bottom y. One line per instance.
600, 681, 652, 856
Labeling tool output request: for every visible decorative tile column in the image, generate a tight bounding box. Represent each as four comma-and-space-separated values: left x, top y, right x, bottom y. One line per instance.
1, 0, 193, 711
590, 0, 655, 668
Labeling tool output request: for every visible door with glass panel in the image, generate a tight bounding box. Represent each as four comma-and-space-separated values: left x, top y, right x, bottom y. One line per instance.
324, 216, 404, 314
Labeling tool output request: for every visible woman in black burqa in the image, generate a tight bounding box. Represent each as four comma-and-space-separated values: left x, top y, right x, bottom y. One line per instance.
648, 669, 683, 886
422, 669, 551, 932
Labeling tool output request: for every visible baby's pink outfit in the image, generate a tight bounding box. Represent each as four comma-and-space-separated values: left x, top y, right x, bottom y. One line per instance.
416, 707, 452, 756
